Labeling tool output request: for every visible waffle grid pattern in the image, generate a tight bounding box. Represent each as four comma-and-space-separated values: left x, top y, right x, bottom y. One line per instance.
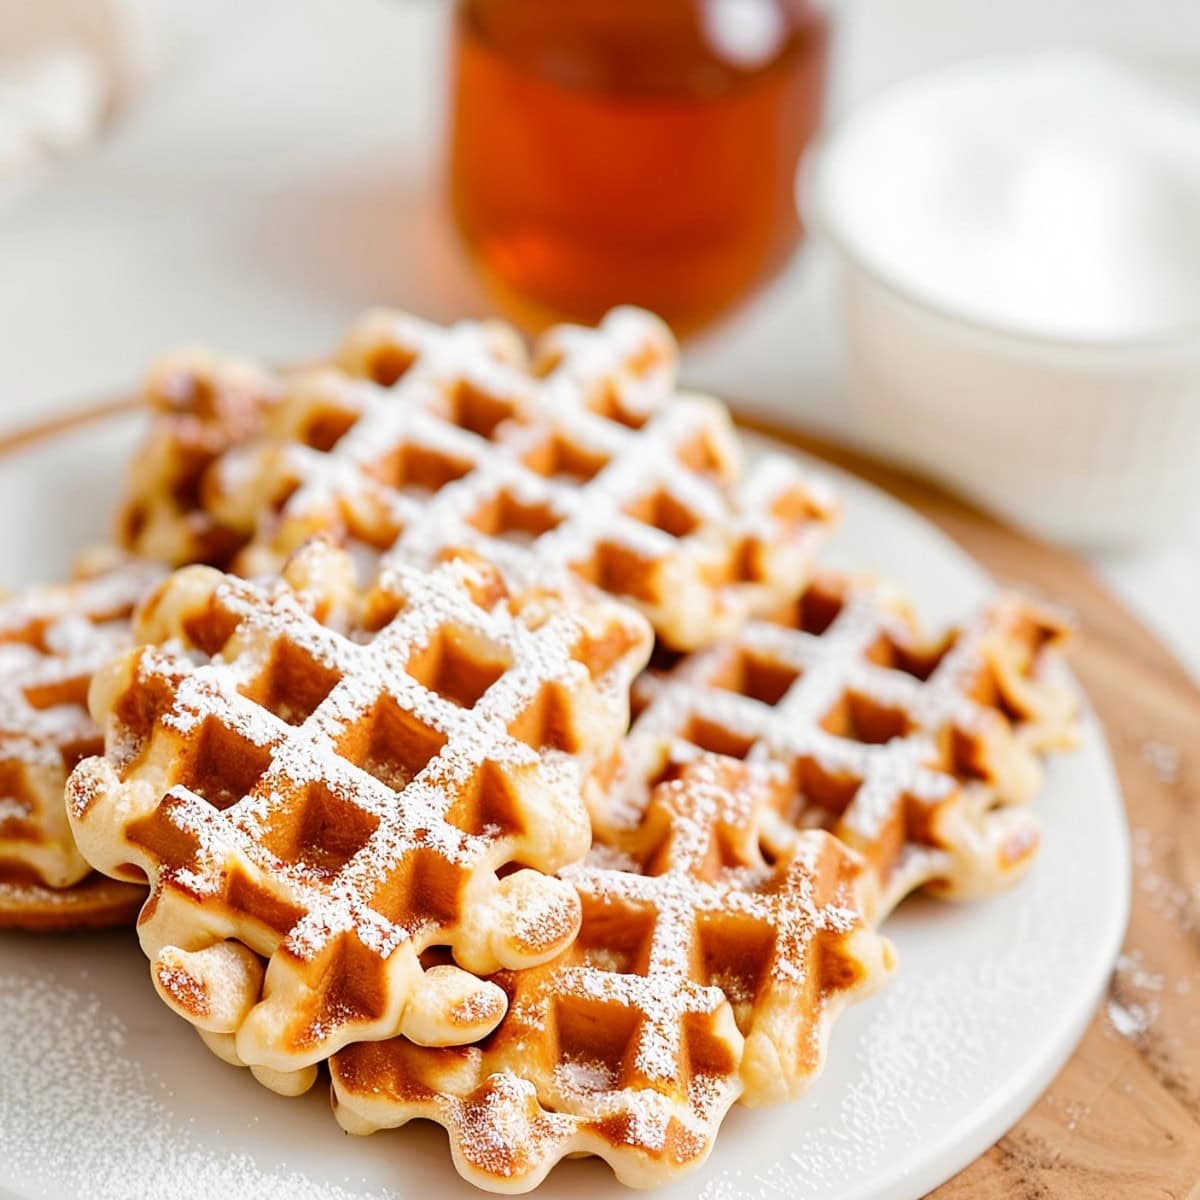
0, 558, 162, 892
331, 757, 892, 1191
185, 307, 837, 650
67, 540, 652, 1088
60, 306, 1085, 1193
613, 571, 1076, 915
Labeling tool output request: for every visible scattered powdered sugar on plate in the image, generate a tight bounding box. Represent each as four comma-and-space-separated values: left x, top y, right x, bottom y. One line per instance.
0, 728, 1129, 1200
0, 972, 401, 1200
697, 958, 1048, 1198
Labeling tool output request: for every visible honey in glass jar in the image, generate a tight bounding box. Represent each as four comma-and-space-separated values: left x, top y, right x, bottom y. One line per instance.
449, 0, 831, 334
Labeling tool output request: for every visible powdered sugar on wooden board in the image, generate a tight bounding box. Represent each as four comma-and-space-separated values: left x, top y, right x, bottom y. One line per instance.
1102, 826, 1200, 1044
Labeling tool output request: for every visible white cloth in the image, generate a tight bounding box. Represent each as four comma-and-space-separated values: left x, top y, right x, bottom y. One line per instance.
0, 0, 149, 187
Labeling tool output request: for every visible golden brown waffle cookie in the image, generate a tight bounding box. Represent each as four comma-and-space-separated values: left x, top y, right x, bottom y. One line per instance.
114, 307, 654, 571
603, 570, 1077, 918
67, 539, 652, 1094
0, 868, 144, 932
0, 556, 160, 931
225, 308, 834, 650
330, 757, 892, 1192
118, 306, 834, 650
118, 348, 284, 566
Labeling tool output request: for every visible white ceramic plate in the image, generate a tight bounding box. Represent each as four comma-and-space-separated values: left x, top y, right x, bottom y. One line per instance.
0, 411, 1130, 1200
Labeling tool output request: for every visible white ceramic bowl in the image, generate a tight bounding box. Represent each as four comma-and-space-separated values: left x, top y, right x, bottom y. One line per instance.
812, 52, 1200, 549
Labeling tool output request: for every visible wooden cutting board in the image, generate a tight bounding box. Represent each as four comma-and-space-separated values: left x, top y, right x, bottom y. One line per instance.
3, 400, 1197, 1196
747, 419, 1200, 1199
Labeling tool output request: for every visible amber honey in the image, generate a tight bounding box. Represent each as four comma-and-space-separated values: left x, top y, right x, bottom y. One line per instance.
449, 0, 831, 334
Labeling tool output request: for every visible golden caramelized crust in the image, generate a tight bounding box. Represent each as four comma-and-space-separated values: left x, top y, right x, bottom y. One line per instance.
610, 570, 1078, 917
118, 350, 285, 567
330, 757, 892, 1192
66, 538, 651, 1093
0, 864, 144, 932
0, 554, 161, 928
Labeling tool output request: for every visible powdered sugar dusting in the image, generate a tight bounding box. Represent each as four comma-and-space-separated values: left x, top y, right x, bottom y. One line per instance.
2, 414, 1131, 1200
1140, 740, 1181, 785
684, 701, 1124, 1199
1131, 826, 1200, 934
562, 759, 872, 1086
73, 542, 648, 1067
331, 755, 886, 1189
1106, 952, 1167, 1042
614, 572, 1073, 912
208, 307, 833, 647
1106, 995, 1156, 1040
0, 559, 162, 889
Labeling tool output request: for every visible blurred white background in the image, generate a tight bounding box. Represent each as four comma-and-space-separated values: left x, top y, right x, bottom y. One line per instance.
0, 0, 1196, 673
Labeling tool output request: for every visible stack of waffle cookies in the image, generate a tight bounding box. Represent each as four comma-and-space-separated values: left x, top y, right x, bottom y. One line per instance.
1, 307, 1078, 1192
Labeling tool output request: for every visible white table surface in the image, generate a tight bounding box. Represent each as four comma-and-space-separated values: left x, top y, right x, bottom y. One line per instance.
0, 0, 1197, 681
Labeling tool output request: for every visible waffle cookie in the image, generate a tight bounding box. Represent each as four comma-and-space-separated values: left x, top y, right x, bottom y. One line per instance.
223, 307, 834, 651
0, 555, 160, 931
115, 307, 659, 571
331, 756, 893, 1192
66, 538, 652, 1094
118, 306, 835, 650
601, 570, 1076, 918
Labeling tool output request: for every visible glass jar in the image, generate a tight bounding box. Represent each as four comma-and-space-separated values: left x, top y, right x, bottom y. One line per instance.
449, 0, 831, 334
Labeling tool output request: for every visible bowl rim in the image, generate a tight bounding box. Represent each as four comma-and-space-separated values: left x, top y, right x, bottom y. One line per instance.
804, 46, 1200, 357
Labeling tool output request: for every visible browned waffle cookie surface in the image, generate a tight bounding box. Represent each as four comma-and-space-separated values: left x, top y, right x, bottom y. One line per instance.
67, 538, 652, 1094
604, 570, 1077, 917
119, 350, 285, 566
331, 756, 892, 1192
0, 555, 160, 929
116, 308, 651, 571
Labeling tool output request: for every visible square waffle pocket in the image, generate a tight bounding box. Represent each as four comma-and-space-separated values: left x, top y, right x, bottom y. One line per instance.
66, 538, 652, 1095
0, 552, 161, 930
602, 569, 1077, 919
330, 757, 894, 1193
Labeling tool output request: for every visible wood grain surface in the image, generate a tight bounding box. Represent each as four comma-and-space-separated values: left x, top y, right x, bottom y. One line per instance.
1, 401, 1196, 1197
747, 419, 1200, 1200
